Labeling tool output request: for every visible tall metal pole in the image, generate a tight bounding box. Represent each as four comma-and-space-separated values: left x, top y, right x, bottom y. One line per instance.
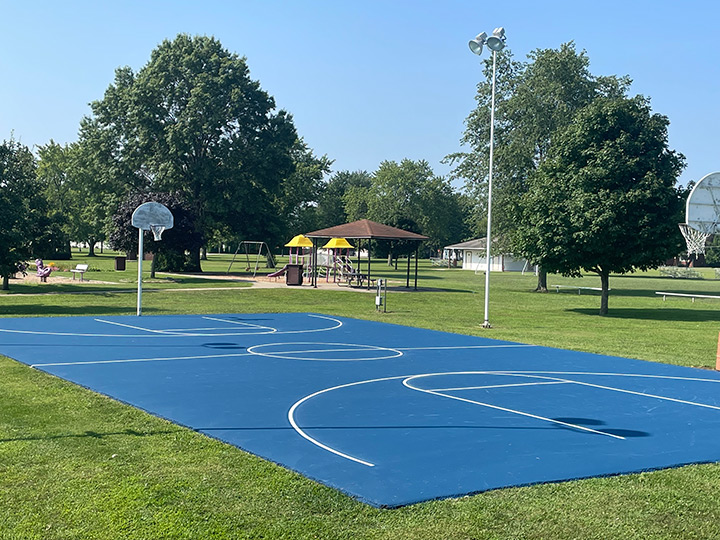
137, 228, 144, 316
482, 49, 498, 328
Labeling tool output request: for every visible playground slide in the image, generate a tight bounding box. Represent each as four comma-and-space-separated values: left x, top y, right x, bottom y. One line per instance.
266, 265, 289, 278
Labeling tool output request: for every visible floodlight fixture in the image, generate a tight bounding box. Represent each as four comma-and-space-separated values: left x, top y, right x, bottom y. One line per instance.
468, 26, 506, 328
468, 32, 487, 55
486, 27, 506, 51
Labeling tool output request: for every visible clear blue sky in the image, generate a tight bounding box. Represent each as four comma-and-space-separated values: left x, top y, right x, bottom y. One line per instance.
1, 0, 717, 187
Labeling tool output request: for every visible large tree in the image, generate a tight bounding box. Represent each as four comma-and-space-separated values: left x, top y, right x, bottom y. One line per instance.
83, 34, 299, 267
0, 139, 39, 289
448, 43, 630, 290
315, 170, 372, 229
108, 191, 204, 275
344, 159, 467, 257
514, 96, 685, 315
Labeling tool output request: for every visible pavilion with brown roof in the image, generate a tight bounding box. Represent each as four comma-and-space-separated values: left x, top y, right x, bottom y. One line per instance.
304, 219, 428, 289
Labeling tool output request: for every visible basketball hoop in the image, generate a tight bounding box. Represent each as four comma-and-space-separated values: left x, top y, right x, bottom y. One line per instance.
150, 224, 166, 241
679, 223, 710, 255
131, 202, 174, 316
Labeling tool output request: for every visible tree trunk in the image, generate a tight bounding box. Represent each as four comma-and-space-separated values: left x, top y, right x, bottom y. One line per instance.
535, 267, 548, 292
2, 275, 8, 291
190, 248, 202, 272
150, 255, 156, 279
201, 246, 207, 260
599, 270, 610, 316
87, 239, 96, 257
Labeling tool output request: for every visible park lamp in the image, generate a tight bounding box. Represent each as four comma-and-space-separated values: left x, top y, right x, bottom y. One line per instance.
469, 26, 506, 328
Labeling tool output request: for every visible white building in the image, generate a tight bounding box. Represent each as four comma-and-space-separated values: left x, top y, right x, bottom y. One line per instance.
443, 239, 534, 272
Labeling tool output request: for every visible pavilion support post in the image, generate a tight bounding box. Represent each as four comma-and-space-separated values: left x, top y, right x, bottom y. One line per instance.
406, 252, 411, 288
312, 239, 318, 288
367, 243, 371, 290
414, 245, 419, 290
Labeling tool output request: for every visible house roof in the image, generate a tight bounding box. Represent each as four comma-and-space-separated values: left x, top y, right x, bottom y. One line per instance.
305, 219, 428, 241
444, 238, 487, 250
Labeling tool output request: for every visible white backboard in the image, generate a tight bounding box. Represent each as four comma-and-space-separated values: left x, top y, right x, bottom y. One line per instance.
686, 172, 720, 234
131, 202, 174, 231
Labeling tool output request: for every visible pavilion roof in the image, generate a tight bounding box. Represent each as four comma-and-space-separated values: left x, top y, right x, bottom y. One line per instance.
305, 219, 428, 241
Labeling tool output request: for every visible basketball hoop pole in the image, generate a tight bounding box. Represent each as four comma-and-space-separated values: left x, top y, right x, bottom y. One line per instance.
137, 227, 144, 316
131, 201, 174, 317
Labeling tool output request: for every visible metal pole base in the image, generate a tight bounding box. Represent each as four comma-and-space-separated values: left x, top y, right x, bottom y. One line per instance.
481, 321, 492, 329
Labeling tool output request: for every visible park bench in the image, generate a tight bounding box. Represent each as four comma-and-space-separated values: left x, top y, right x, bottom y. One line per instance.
656, 291, 720, 302
430, 257, 450, 267
553, 285, 607, 294
70, 264, 89, 281
659, 266, 702, 279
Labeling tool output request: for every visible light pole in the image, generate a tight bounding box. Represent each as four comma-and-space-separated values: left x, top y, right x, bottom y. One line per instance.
469, 27, 506, 328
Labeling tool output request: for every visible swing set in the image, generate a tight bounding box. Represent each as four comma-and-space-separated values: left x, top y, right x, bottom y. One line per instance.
227, 241, 276, 276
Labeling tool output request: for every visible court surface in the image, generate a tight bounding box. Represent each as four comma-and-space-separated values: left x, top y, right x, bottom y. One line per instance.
2, 312, 720, 507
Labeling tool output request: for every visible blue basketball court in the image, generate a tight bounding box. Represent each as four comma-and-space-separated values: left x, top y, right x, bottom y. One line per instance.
2, 312, 720, 507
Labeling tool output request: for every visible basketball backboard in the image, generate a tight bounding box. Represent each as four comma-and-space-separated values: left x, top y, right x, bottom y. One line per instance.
131, 202, 174, 231
685, 172, 720, 234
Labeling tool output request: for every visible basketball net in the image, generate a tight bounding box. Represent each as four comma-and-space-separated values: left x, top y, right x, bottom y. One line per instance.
679, 223, 710, 255
150, 225, 166, 241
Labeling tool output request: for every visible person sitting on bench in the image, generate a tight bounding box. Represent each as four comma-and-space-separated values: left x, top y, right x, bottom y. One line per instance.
35, 259, 52, 282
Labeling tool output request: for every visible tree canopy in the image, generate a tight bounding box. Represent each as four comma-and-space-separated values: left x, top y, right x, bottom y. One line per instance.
82, 34, 300, 263
514, 96, 685, 315
0, 139, 40, 289
344, 159, 467, 256
448, 42, 630, 289
109, 191, 204, 274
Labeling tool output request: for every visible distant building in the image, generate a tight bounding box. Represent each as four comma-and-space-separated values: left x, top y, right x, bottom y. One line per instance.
443, 239, 534, 273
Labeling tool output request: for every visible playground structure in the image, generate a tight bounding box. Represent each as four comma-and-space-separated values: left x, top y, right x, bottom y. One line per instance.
227, 241, 276, 277
319, 237, 359, 284
267, 234, 369, 287
35, 259, 52, 282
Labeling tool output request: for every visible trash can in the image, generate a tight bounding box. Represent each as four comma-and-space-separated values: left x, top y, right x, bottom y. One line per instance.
286, 264, 303, 286
114, 256, 126, 271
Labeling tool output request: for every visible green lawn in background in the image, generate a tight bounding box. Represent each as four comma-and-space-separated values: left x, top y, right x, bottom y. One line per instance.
2, 252, 720, 539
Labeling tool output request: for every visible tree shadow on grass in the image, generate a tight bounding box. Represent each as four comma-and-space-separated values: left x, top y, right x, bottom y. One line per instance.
0, 305, 148, 317
569, 308, 720, 322
0, 428, 180, 443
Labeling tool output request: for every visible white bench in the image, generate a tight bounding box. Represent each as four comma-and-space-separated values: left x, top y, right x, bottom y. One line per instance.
553, 285, 607, 294
70, 264, 89, 281
656, 291, 720, 302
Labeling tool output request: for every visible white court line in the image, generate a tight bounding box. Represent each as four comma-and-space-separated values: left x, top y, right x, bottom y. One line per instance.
31, 352, 255, 368
0, 314, 343, 338
403, 374, 625, 440
495, 372, 720, 412
289, 370, 720, 465
95, 318, 192, 336
396, 344, 537, 351
247, 342, 402, 361
431, 381, 567, 392
288, 375, 411, 467
202, 317, 278, 333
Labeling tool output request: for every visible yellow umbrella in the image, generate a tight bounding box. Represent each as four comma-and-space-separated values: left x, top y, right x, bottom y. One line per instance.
285, 234, 314, 248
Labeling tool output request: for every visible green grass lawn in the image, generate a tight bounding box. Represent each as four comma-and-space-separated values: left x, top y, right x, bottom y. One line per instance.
2, 254, 720, 539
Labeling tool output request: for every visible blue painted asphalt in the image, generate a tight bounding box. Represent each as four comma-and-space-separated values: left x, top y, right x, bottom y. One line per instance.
2, 313, 720, 507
